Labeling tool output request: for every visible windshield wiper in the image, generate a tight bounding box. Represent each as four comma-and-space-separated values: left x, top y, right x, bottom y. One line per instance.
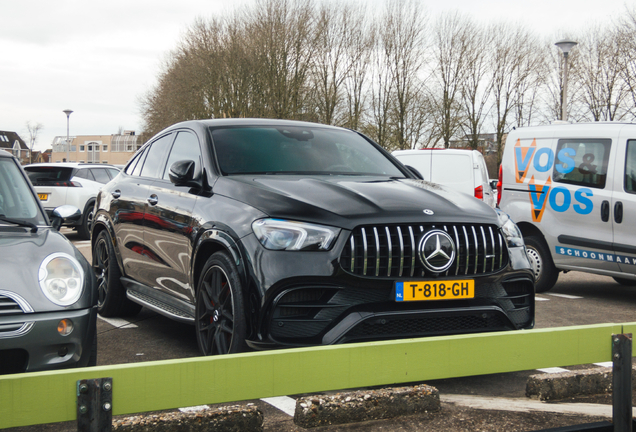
0, 216, 38, 233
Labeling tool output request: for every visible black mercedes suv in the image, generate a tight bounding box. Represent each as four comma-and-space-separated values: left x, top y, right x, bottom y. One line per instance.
91, 118, 534, 356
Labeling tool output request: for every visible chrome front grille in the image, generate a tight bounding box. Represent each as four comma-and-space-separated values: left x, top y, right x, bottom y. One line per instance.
0, 291, 34, 339
339, 223, 508, 278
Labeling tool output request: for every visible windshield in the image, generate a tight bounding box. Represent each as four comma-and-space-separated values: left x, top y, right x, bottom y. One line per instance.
210, 126, 406, 177
25, 166, 75, 186
0, 159, 46, 226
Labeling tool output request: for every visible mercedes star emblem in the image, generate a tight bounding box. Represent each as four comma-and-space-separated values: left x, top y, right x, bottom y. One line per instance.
418, 230, 456, 273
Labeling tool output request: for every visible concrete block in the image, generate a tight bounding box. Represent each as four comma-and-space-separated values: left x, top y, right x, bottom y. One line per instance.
112, 403, 263, 432
293, 384, 440, 428
526, 365, 636, 401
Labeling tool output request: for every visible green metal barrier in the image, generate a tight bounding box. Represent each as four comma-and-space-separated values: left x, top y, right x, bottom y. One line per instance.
1, 322, 633, 429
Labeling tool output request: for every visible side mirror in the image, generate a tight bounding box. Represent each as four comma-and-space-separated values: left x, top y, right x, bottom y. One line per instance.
489, 180, 498, 191
405, 165, 424, 180
50, 205, 81, 231
168, 160, 200, 188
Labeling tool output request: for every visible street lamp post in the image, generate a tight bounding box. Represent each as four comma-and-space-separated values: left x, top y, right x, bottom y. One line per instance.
63, 109, 73, 162
555, 39, 578, 121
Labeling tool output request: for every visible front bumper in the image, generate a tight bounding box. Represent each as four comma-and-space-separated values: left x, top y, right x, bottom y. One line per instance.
243, 235, 534, 350
0, 306, 97, 374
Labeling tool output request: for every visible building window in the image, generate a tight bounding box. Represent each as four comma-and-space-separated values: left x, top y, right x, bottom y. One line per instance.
80, 160, 85, 163
103, 145, 108, 152
80, 145, 85, 152
88, 145, 92, 151
103, 161, 108, 164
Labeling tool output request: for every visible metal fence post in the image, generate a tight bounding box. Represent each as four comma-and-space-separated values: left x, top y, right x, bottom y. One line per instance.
77, 378, 113, 432
612, 333, 632, 432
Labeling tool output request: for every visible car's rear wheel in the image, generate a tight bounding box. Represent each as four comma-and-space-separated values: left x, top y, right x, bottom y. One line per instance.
525, 235, 559, 293
77, 201, 94, 240
612, 277, 636, 286
93, 230, 142, 317
195, 252, 247, 356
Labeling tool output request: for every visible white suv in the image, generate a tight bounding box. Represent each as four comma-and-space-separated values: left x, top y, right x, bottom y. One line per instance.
24, 163, 120, 239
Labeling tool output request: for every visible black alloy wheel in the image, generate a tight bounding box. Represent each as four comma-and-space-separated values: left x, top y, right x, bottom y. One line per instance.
195, 252, 246, 356
78, 201, 94, 240
92, 230, 141, 317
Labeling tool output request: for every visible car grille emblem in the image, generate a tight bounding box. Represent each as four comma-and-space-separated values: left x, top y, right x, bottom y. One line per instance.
418, 230, 456, 273
423, 209, 434, 215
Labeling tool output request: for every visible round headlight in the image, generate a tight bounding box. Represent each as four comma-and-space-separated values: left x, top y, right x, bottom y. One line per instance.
38, 253, 85, 306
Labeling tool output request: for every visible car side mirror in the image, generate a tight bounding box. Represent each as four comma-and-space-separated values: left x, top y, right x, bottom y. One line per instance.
490, 180, 498, 191
169, 160, 201, 188
405, 165, 424, 180
50, 205, 81, 231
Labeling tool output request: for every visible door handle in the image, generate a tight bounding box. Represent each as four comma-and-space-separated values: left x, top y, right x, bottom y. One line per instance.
147, 195, 159, 206
614, 201, 623, 224
111, 190, 121, 199
601, 200, 610, 222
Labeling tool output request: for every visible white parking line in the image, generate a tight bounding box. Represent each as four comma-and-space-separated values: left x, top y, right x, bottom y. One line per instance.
546, 293, 583, 300
535, 296, 550, 301
537, 367, 570, 374
594, 362, 613, 368
97, 316, 138, 328
261, 396, 296, 416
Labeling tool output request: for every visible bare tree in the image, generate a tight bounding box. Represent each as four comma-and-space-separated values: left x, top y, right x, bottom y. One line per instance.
429, 12, 474, 148
573, 25, 630, 121
487, 23, 537, 164
618, 4, 636, 119
25, 121, 43, 164
449, 17, 491, 150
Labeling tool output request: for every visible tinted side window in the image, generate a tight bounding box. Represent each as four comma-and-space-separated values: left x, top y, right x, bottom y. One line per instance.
163, 131, 201, 180
91, 168, 111, 184
553, 139, 611, 189
107, 168, 120, 179
625, 140, 636, 194
125, 149, 146, 176
75, 168, 95, 181
141, 134, 174, 179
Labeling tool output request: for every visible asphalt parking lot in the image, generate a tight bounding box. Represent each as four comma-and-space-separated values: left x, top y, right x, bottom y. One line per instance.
21, 228, 632, 431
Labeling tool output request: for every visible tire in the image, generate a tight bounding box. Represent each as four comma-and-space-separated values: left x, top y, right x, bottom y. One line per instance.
195, 252, 247, 356
77, 201, 95, 240
525, 235, 559, 293
92, 230, 142, 317
612, 277, 636, 286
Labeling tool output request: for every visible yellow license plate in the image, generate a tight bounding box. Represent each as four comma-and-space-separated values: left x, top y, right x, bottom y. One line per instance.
37, 193, 49, 201
395, 280, 474, 301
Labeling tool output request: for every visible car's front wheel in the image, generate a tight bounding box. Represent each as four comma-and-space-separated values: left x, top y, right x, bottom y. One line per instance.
525, 235, 559, 293
77, 201, 94, 240
92, 230, 142, 317
195, 252, 247, 356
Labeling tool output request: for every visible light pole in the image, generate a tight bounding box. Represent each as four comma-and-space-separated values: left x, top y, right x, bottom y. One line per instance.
63, 109, 73, 162
555, 39, 578, 121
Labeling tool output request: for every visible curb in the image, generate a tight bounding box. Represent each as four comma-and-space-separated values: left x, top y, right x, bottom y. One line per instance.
526, 366, 636, 401
293, 384, 440, 428
111, 404, 263, 432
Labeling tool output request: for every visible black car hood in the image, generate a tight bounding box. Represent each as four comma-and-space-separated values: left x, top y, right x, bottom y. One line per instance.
214, 175, 498, 229
0, 226, 93, 311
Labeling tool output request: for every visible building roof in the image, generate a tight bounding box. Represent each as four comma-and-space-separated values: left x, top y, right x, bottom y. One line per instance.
0, 131, 28, 150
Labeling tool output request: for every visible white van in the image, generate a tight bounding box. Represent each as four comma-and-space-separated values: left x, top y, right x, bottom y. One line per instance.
393, 149, 495, 207
498, 122, 636, 292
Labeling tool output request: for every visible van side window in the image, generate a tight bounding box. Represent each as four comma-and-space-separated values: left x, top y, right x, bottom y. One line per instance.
625, 140, 636, 194
553, 139, 611, 189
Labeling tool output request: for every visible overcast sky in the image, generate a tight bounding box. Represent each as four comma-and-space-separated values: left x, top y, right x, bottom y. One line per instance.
1, 0, 631, 152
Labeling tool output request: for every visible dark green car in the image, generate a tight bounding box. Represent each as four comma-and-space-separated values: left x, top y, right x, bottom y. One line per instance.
0, 150, 98, 374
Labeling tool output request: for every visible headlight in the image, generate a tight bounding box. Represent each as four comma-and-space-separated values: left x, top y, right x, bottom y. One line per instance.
495, 209, 524, 248
252, 219, 341, 251
38, 253, 85, 306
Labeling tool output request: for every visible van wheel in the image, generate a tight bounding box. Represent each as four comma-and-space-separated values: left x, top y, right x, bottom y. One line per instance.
612, 277, 636, 286
525, 235, 559, 293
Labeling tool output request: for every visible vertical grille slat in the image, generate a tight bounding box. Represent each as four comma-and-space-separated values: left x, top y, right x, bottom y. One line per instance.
340, 223, 509, 279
